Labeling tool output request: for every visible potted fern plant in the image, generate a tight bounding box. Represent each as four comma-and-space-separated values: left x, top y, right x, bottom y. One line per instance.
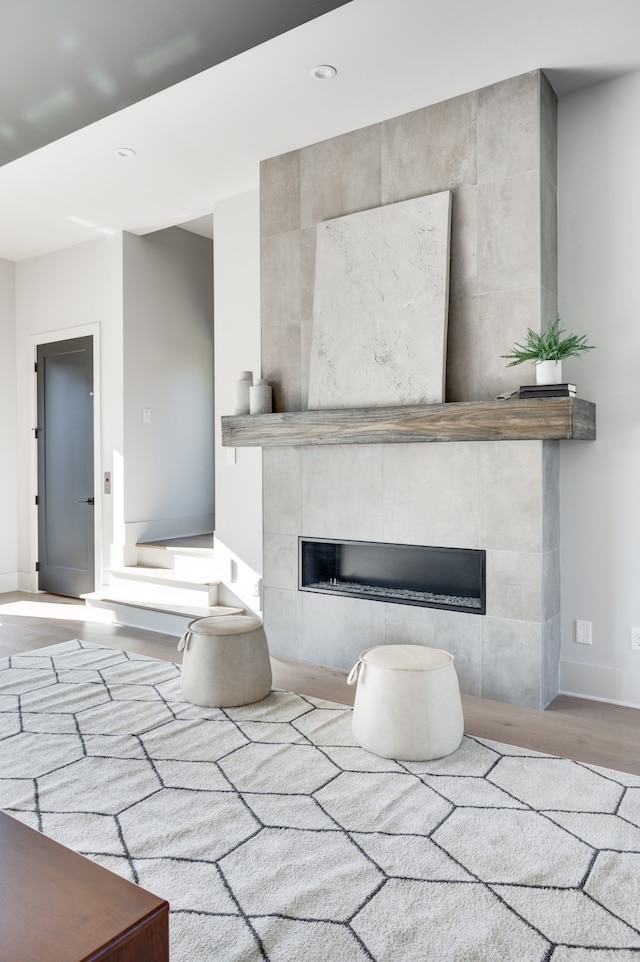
501, 315, 595, 384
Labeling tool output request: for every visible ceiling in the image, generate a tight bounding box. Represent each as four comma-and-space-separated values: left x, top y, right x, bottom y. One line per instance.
0, 0, 350, 167
2, 0, 640, 262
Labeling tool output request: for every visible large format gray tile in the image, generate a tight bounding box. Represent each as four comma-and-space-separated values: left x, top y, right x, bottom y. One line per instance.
449, 186, 478, 300
481, 617, 542, 708
263, 587, 303, 662
485, 549, 542, 622
540, 174, 558, 296
263, 447, 302, 535
479, 440, 542, 552
261, 231, 302, 327
542, 441, 560, 551
263, 533, 299, 591
382, 603, 482, 697
478, 172, 540, 294
300, 319, 313, 412
539, 71, 558, 190
300, 124, 382, 229
543, 549, 561, 622
301, 445, 383, 542
381, 91, 477, 204
541, 612, 561, 707
541, 288, 558, 338
261, 320, 302, 412
300, 227, 316, 322
301, 591, 382, 671
445, 296, 479, 401
477, 287, 541, 400
260, 151, 300, 237
381, 442, 480, 548
478, 71, 539, 183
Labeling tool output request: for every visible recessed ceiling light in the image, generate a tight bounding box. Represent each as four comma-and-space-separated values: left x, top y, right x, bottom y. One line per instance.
114, 147, 136, 158
310, 64, 337, 81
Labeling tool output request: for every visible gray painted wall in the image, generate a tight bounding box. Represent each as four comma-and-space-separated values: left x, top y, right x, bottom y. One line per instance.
123, 228, 214, 546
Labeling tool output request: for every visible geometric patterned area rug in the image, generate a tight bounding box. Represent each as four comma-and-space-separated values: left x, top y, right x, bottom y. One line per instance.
1, 641, 639, 962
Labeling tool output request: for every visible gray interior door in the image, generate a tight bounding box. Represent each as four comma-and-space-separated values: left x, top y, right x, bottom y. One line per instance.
37, 336, 95, 597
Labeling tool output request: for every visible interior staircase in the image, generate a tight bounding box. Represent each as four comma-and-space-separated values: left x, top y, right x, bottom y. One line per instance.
83, 534, 246, 636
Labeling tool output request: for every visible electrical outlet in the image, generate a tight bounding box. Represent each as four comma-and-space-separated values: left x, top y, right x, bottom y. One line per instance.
631, 627, 640, 651
575, 620, 592, 645
251, 579, 262, 598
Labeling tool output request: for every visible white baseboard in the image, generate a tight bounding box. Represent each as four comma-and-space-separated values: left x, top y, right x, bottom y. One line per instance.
16, 571, 37, 593
560, 659, 640, 709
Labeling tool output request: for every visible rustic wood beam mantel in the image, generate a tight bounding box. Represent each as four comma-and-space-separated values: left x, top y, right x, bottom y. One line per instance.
221, 398, 596, 447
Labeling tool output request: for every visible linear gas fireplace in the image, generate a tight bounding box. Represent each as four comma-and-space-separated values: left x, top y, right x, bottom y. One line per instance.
299, 538, 486, 614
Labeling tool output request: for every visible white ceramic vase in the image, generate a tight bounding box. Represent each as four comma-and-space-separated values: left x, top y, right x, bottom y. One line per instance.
249, 378, 273, 414
535, 359, 562, 385
234, 371, 253, 414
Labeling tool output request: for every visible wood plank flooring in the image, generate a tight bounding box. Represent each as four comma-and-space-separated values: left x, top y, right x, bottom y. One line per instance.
1, 591, 638, 776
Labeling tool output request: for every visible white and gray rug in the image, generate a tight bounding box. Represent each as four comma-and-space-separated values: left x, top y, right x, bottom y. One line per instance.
1, 640, 639, 961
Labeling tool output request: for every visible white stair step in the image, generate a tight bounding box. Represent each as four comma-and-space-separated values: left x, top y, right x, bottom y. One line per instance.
107, 566, 220, 606
84, 593, 244, 636
136, 541, 217, 576
108, 565, 219, 587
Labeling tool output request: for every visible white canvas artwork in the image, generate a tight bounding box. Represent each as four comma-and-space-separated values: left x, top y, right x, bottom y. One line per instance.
308, 191, 452, 410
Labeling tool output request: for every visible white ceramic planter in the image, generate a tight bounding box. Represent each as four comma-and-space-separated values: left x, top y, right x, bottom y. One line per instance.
535, 359, 562, 385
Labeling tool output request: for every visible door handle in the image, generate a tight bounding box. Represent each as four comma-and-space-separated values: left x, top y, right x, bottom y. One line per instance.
78, 498, 95, 505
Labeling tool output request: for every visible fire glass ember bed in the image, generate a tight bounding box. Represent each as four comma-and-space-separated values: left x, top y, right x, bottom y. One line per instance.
299, 537, 485, 614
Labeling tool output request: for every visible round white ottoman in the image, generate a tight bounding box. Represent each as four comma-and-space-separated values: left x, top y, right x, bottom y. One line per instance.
177, 614, 272, 708
347, 644, 464, 761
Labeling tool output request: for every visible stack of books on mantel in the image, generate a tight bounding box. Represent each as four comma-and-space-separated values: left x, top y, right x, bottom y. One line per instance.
519, 383, 577, 399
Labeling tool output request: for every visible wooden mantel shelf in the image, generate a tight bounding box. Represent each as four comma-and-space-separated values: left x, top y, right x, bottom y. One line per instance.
221, 397, 596, 447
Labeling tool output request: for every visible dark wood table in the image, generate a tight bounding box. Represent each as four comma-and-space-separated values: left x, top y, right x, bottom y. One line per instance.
0, 811, 169, 962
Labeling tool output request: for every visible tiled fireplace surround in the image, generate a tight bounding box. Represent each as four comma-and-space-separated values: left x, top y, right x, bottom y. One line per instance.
259, 71, 559, 709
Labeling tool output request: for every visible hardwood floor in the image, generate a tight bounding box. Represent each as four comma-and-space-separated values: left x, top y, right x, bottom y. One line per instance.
1, 591, 638, 776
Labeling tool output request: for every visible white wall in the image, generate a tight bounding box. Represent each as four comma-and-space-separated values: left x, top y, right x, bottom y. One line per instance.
122, 229, 214, 549
213, 190, 262, 578
14, 233, 124, 588
0, 258, 17, 590
558, 69, 640, 706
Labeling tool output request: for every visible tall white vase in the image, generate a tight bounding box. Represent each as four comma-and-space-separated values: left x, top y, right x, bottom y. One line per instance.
535, 359, 562, 385
234, 371, 253, 414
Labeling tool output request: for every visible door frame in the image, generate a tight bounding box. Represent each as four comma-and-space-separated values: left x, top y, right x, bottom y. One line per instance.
28, 323, 103, 594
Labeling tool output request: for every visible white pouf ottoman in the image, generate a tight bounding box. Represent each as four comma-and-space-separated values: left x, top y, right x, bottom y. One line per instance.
347, 644, 464, 761
177, 614, 272, 708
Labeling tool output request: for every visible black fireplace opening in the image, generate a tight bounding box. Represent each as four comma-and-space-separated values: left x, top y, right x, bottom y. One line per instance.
299, 537, 485, 614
